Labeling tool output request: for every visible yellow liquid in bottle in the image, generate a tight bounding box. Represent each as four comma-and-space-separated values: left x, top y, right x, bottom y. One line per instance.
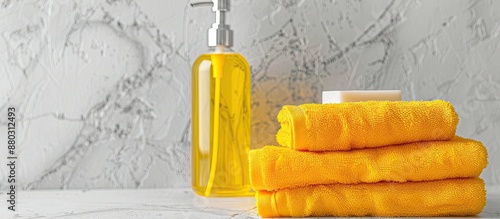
191, 52, 253, 197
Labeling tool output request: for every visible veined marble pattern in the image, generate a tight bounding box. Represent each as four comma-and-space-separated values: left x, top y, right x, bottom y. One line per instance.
0, 0, 499, 189
2, 188, 500, 218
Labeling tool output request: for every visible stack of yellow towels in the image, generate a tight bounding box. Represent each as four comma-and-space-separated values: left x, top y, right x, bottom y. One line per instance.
249, 100, 488, 217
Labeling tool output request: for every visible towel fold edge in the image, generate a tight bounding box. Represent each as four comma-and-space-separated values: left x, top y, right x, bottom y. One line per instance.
282, 105, 307, 151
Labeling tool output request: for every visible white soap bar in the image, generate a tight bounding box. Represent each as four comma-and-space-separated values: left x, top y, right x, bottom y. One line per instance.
322, 90, 401, 103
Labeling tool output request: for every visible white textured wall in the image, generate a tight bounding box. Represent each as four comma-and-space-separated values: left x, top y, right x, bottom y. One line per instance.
0, 0, 499, 189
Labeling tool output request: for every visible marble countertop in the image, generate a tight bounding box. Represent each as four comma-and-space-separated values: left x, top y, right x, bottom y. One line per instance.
2, 188, 500, 218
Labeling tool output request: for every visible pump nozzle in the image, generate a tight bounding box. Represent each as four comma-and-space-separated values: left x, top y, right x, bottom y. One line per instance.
190, 0, 233, 47
190, 2, 213, 7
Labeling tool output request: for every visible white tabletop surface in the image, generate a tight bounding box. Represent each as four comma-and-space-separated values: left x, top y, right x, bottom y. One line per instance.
1, 188, 499, 218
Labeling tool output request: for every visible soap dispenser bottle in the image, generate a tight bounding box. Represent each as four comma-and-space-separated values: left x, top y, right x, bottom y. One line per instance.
191, 0, 252, 197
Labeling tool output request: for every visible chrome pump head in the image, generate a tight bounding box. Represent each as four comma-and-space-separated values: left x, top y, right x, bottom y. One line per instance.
191, 0, 233, 47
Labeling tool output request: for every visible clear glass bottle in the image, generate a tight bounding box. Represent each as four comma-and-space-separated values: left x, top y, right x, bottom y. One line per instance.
191, 0, 253, 197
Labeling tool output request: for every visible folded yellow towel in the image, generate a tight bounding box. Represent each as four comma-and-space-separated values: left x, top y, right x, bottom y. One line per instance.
276, 100, 458, 151
250, 137, 487, 191
256, 178, 486, 217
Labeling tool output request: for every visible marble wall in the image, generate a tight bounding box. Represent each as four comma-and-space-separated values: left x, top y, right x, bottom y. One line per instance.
0, 0, 499, 189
